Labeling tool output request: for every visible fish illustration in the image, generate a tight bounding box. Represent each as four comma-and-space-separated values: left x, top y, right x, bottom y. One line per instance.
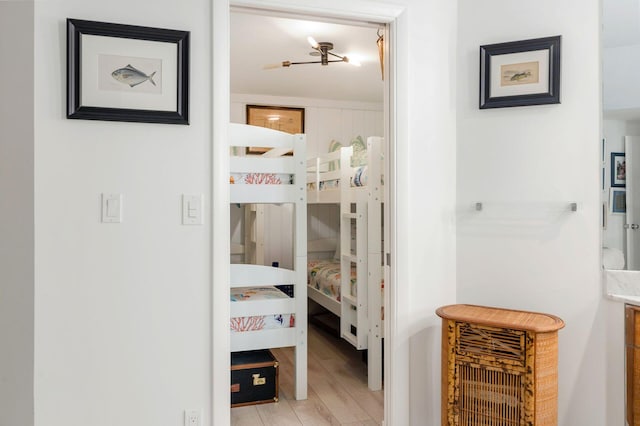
111, 64, 156, 87
510, 71, 532, 81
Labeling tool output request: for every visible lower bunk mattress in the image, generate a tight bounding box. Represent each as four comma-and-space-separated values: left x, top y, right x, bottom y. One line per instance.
307, 259, 356, 302
230, 286, 295, 333
307, 259, 384, 320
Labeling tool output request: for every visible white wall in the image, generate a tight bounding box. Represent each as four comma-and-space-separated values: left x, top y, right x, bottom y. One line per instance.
395, 1, 458, 424
0, 2, 34, 426
33, 1, 211, 425
457, 0, 607, 424
11, 0, 617, 424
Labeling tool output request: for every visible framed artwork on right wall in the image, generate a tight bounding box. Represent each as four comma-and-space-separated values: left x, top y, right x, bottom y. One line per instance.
610, 188, 626, 215
611, 152, 626, 187
479, 35, 561, 109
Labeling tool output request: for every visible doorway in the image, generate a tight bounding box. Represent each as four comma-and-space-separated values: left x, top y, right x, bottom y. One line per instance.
212, 1, 403, 425
230, 9, 386, 424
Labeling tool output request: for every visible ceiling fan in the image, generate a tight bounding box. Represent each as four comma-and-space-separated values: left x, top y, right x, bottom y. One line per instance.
264, 36, 361, 69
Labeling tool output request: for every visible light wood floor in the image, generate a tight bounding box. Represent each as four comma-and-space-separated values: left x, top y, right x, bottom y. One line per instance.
231, 322, 384, 425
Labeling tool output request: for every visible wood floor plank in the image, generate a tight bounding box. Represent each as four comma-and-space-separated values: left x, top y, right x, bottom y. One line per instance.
322, 358, 384, 423
287, 390, 343, 425
305, 351, 371, 423
230, 405, 262, 426
273, 346, 343, 425
272, 346, 341, 425
255, 394, 303, 426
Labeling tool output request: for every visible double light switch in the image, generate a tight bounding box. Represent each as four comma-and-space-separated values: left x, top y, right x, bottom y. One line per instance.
101, 193, 204, 225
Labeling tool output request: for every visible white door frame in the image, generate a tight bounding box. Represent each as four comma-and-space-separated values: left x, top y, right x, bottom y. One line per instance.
212, 1, 406, 424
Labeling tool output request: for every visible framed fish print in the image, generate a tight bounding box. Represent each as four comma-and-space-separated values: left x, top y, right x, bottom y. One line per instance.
479, 36, 561, 109
67, 19, 189, 124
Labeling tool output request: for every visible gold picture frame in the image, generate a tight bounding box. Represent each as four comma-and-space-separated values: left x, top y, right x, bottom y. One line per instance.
246, 105, 305, 154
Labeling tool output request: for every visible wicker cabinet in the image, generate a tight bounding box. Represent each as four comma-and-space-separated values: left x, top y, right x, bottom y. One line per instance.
436, 304, 564, 426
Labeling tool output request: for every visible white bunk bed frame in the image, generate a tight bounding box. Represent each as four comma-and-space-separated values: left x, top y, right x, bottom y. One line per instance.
229, 123, 307, 400
306, 136, 383, 391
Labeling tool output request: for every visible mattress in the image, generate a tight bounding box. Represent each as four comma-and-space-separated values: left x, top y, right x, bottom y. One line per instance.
230, 172, 292, 185
307, 259, 356, 302
308, 260, 385, 320
230, 286, 295, 333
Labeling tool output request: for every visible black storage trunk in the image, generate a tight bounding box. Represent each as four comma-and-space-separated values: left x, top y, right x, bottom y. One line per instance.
230, 350, 279, 407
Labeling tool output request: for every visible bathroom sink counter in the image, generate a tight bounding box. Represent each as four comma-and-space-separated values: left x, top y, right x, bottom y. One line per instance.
605, 269, 640, 305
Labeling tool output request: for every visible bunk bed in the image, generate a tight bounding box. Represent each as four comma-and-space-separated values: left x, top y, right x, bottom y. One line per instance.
306, 136, 384, 391
229, 123, 307, 400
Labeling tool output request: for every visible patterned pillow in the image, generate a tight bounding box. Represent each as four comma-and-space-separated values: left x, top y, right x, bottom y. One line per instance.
350, 136, 367, 167
327, 140, 342, 171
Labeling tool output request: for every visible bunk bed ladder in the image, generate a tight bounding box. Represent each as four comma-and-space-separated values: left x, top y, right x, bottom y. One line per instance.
339, 146, 369, 350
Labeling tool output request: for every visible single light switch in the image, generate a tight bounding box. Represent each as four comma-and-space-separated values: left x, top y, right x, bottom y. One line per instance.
102, 193, 122, 223
182, 194, 203, 225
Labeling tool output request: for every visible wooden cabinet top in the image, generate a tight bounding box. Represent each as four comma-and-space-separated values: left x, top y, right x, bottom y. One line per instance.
436, 304, 565, 333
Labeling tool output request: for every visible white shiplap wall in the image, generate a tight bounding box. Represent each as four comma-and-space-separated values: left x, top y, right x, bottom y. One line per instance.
230, 93, 383, 268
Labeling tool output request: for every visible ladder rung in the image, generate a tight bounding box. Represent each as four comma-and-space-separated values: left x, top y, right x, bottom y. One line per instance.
342, 213, 357, 220
343, 294, 357, 306
342, 254, 357, 263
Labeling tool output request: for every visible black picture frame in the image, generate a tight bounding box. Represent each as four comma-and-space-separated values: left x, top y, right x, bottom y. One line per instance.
480, 36, 561, 109
611, 152, 626, 188
67, 18, 189, 124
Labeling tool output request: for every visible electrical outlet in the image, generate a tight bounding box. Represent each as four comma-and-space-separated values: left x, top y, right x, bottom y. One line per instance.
184, 409, 201, 426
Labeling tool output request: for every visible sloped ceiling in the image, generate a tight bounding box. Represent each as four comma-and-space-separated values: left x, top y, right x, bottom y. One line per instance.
230, 12, 384, 103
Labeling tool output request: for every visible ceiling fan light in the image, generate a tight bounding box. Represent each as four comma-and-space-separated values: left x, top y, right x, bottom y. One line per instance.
307, 36, 319, 49
344, 56, 361, 67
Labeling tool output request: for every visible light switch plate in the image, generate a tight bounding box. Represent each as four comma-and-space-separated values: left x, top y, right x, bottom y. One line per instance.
182, 194, 203, 225
101, 193, 122, 223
